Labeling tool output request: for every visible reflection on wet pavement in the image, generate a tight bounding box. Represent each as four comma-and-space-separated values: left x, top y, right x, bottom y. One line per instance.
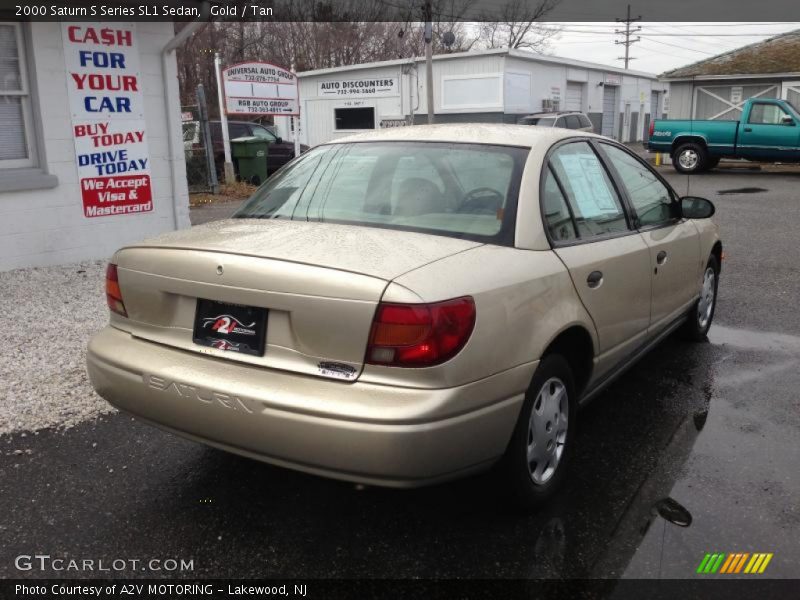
1, 324, 798, 580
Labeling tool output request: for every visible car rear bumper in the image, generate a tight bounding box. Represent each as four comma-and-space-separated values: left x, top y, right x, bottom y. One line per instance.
86, 326, 531, 487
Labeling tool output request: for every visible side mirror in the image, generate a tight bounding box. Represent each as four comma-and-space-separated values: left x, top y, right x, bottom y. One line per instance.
680, 196, 715, 219
781, 115, 795, 126
276, 137, 283, 144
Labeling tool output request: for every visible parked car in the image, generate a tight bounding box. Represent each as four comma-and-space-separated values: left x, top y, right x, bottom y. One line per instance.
87, 125, 720, 508
648, 98, 800, 173
183, 119, 309, 177
518, 111, 594, 132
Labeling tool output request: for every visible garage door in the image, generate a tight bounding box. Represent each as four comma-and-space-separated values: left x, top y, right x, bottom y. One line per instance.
565, 82, 583, 111
602, 86, 618, 138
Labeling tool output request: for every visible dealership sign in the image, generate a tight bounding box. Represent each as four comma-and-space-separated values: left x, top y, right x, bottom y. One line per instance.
62, 23, 152, 218
318, 77, 398, 98
223, 61, 299, 116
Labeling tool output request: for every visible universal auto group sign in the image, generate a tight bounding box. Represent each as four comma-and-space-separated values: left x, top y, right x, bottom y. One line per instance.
223, 62, 299, 116
62, 23, 152, 218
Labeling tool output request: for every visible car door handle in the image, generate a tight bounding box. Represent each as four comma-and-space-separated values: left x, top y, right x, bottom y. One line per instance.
586, 271, 603, 288
656, 251, 668, 265
744, 127, 753, 132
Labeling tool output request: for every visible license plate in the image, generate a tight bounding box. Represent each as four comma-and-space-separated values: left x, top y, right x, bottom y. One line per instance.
192, 299, 267, 356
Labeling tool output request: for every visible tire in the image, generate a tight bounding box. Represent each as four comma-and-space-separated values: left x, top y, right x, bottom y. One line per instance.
672, 142, 708, 174
500, 354, 577, 510
682, 255, 720, 341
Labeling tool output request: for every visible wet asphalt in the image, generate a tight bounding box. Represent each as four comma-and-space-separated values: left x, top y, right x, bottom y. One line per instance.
1, 167, 799, 581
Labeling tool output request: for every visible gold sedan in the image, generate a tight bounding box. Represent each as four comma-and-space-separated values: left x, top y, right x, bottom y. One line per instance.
87, 125, 721, 508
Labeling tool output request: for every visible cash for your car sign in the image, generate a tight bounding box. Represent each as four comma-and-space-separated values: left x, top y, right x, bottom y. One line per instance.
223, 62, 299, 115
62, 23, 152, 218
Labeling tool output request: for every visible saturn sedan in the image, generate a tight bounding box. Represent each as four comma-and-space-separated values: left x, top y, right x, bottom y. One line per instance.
87, 124, 721, 507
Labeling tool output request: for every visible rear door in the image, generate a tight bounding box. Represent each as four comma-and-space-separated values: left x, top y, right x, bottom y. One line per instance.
543, 141, 651, 372
598, 142, 701, 332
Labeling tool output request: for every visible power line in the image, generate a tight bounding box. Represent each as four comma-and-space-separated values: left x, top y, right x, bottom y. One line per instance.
638, 37, 715, 55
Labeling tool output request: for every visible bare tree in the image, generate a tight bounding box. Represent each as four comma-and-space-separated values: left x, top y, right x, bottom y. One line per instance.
477, 0, 562, 51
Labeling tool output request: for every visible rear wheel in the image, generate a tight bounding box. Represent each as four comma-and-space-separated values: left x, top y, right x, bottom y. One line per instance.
672, 142, 708, 174
500, 354, 576, 510
682, 255, 719, 341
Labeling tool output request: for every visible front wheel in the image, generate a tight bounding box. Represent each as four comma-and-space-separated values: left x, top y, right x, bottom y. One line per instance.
682, 255, 719, 341
500, 354, 577, 510
672, 142, 709, 174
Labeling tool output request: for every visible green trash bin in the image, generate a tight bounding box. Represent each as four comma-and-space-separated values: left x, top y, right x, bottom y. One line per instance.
230, 136, 268, 185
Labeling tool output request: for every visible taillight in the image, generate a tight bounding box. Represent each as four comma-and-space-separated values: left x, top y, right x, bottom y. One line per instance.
366, 297, 476, 367
105, 263, 127, 317
649, 119, 656, 138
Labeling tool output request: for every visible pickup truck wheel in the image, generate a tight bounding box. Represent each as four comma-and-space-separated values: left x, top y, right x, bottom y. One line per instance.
673, 143, 708, 174
500, 354, 576, 510
682, 255, 719, 341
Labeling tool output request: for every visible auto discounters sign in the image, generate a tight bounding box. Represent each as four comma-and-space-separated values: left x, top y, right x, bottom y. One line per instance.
223, 61, 299, 116
62, 23, 152, 218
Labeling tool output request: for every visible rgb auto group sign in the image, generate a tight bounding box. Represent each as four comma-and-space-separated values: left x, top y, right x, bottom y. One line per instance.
223, 62, 299, 116
62, 23, 152, 218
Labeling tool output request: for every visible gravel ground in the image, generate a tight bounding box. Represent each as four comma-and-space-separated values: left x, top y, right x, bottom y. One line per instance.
0, 261, 114, 435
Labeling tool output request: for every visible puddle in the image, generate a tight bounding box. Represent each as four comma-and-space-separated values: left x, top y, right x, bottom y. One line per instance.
716, 187, 768, 195
708, 324, 800, 353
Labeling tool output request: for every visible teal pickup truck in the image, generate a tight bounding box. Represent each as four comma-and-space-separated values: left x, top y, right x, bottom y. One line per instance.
647, 98, 800, 173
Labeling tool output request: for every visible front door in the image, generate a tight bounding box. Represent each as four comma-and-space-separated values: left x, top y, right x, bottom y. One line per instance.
738, 101, 800, 160
598, 142, 701, 331
542, 141, 651, 372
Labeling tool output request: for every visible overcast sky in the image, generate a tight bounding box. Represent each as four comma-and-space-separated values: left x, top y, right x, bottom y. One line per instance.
543, 22, 800, 74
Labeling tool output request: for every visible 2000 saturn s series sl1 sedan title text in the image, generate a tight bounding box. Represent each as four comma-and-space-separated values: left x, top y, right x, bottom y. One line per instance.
87, 124, 721, 508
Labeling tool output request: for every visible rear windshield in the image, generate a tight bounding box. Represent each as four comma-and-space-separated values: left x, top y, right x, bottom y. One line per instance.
233, 141, 528, 246
519, 117, 556, 127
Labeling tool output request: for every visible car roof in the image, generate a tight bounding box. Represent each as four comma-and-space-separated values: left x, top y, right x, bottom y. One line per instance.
326, 123, 603, 148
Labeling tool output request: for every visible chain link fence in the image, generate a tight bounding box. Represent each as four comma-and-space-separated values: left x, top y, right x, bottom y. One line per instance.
183, 87, 219, 194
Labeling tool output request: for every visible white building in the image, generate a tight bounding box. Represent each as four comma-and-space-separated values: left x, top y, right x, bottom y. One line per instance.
279, 48, 668, 148
0, 20, 194, 271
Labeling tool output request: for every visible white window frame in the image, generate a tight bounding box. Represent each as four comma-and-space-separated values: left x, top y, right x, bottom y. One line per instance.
1, 22, 36, 169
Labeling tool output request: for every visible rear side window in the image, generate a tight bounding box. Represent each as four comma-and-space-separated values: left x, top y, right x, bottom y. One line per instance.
542, 167, 577, 242
548, 142, 629, 238
229, 123, 250, 139
579, 115, 592, 128
565, 115, 581, 129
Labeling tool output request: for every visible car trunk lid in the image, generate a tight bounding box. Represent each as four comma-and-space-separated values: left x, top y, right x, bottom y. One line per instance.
112, 219, 482, 381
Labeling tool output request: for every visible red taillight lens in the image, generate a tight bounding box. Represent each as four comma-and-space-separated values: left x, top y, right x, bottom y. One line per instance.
105, 263, 127, 317
366, 297, 476, 367
649, 119, 656, 138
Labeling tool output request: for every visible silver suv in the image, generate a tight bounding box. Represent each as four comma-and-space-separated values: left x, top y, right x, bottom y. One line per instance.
518, 111, 594, 132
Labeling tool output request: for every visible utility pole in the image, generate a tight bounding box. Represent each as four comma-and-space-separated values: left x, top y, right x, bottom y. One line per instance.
615, 4, 641, 69
424, 0, 434, 124
214, 52, 235, 184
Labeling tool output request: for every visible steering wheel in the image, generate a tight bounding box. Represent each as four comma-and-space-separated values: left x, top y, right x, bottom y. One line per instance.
460, 187, 505, 214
